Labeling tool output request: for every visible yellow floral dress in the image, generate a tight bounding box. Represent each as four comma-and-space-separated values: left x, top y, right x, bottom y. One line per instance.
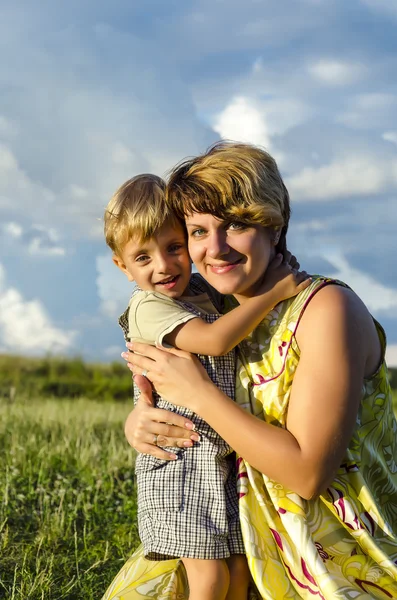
102, 277, 397, 599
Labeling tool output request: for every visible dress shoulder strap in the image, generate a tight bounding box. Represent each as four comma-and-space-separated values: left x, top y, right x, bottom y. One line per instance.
282, 275, 350, 332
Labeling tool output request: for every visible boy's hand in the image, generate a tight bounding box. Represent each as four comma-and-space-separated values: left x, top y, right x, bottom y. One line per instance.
260, 252, 312, 302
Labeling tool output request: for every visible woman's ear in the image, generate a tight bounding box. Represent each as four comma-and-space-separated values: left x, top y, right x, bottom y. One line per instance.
272, 230, 281, 246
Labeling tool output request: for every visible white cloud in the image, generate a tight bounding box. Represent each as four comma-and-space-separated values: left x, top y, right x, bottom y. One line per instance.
355, 94, 396, 110
338, 94, 397, 130
383, 131, 397, 146
0, 142, 55, 213
0, 15, 214, 239
27, 225, 66, 257
308, 59, 367, 86
0, 263, 76, 354
386, 344, 397, 368
0, 116, 18, 137
2, 222, 66, 256
325, 253, 397, 315
3, 222, 23, 238
294, 219, 328, 232
28, 238, 65, 256
287, 154, 397, 200
213, 97, 272, 149
360, 0, 397, 18
96, 254, 132, 319
179, 0, 328, 56
212, 95, 308, 164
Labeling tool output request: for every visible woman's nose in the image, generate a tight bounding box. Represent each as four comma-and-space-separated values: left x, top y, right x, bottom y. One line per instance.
206, 232, 229, 258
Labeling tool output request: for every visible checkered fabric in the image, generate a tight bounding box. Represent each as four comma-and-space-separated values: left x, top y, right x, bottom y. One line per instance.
119, 275, 245, 560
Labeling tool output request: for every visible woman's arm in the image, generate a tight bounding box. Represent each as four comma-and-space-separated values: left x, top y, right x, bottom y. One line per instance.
166, 256, 310, 356
125, 286, 381, 499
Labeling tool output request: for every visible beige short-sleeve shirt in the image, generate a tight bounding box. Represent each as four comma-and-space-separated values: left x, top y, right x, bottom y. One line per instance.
127, 289, 219, 346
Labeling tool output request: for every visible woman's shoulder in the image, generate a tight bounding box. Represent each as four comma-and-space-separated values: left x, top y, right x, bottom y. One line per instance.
296, 276, 369, 326
294, 277, 382, 377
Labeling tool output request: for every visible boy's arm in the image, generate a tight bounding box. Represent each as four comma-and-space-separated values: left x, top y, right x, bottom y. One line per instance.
166, 262, 311, 356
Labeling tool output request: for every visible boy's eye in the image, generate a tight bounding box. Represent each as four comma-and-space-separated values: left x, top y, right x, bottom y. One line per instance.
168, 243, 184, 252
135, 255, 149, 263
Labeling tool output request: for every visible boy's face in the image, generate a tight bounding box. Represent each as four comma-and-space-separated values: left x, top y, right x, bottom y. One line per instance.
113, 219, 191, 298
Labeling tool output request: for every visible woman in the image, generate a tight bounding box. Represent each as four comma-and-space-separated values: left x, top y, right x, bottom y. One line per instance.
104, 142, 397, 599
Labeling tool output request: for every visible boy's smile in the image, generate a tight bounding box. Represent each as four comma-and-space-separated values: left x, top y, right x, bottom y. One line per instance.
113, 219, 192, 299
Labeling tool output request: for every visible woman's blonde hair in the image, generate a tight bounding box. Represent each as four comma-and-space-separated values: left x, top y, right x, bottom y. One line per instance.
166, 141, 290, 239
104, 174, 176, 256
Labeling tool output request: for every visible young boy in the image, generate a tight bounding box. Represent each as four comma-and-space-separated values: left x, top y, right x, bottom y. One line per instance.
104, 174, 310, 600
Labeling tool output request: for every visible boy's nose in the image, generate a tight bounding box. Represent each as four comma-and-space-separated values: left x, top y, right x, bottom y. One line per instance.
155, 253, 170, 272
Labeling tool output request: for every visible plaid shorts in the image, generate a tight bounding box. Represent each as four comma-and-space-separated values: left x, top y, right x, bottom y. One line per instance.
135, 398, 245, 560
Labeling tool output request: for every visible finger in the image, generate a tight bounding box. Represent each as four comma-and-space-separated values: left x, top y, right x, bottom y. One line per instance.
133, 376, 154, 404
155, 435, 196, 449
295, 270, 310, 282
298, 277, 312, 291
138, 406, 196, 431
138, 443, 179, 461
126, 341, 191, 361
299, 271, 310, 279
128, 352, 157, 373
121, 350, 131, 361
149, 421, 199, 441
283, 250, 291, 264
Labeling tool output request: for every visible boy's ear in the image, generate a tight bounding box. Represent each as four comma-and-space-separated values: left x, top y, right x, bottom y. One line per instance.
112, 254, 135, 282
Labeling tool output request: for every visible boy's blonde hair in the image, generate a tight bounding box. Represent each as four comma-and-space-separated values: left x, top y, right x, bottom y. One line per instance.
104, 174, 176, 256
166, 141, 290, 239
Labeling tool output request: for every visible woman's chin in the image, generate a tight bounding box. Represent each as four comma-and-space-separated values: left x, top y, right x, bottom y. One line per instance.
208, 279, 244, 297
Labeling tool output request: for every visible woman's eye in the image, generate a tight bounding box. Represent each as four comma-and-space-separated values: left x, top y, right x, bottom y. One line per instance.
190, 228, 205, 237
228, 221, 247, 231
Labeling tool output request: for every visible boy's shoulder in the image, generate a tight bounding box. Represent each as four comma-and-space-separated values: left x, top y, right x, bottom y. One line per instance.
127, 287, 177, 312
120, 285, 198, 345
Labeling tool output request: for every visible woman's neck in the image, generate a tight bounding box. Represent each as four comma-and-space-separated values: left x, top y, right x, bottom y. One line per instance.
232, 271, 268, 305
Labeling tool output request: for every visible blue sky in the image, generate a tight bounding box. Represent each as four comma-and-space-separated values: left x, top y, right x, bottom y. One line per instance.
1, 0, 397, 365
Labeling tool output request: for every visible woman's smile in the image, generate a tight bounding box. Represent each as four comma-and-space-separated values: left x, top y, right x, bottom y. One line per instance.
207, 259, 243, 274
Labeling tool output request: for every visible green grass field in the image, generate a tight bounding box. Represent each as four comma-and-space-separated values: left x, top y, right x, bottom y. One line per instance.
1, 392, 397, 599
0, 398, 139, 600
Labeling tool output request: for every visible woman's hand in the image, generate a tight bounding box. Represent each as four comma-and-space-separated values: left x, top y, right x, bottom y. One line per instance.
124, 374, 200, 460
122, 343, 214, 414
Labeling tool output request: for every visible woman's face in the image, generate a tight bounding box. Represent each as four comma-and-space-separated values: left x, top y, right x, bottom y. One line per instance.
185, 212, 275, 301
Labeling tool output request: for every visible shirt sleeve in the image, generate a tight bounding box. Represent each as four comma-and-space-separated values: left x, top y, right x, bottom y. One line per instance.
128, 291, 198, 346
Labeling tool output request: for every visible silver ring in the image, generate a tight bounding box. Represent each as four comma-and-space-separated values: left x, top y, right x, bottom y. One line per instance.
153, 434, 159, 446
142, 369, 148, 378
